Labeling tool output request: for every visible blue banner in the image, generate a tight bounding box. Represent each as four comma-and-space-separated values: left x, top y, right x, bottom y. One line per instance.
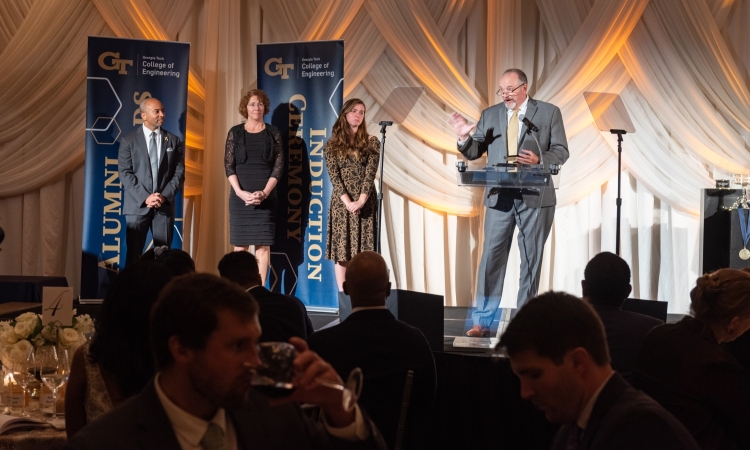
82, 36, 190, 298
258, 40, 344, 310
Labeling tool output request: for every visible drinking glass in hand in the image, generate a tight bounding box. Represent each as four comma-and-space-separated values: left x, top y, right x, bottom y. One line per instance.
250, 342, 363, 411
250, 342, 297, 398
36, 346, 70, 420
11, 351, 35, 417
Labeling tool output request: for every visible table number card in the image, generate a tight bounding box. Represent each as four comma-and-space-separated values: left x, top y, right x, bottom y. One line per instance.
42, 287, 73, 326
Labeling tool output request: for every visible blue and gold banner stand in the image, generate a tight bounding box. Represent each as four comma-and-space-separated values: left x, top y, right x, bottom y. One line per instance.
258, 40, 344, 310
81, 36, 189, 298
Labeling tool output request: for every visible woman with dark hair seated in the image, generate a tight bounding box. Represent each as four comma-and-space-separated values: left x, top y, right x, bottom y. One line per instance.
65, 262, 172, 437
633, 269, 750, 450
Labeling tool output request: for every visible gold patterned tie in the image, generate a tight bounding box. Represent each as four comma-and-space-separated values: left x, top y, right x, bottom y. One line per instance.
200, 422, 226, 450
507, 108, 519, 157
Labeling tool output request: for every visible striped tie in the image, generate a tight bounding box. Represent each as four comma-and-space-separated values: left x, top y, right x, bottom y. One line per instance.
149, 131, 158, 191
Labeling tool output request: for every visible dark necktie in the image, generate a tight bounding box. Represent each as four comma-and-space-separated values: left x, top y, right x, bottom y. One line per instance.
565, 424, 584, 450
149, 131, 158, 191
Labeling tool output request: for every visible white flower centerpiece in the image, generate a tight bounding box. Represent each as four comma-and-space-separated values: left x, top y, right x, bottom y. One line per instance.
0, 311, 95, 365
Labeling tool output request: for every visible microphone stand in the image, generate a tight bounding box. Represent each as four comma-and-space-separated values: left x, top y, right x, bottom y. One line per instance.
611, 129, 626, 256
524, 127, 543, 168
375, 121, 393, 254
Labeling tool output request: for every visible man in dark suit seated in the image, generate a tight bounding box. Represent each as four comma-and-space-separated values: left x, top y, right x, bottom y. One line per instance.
498, 292, 698, 450
582, 252, 663, 382
65, 273, 386, 450
219, 250, 313, 342
307, 251, 436, 449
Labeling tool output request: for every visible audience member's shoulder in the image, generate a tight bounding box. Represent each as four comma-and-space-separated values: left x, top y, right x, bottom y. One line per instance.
604, 384, 698, 449
392, 319, 433, 350
306, 322, 339, 347
65, 394, 142, 449
619, 310, 664, 327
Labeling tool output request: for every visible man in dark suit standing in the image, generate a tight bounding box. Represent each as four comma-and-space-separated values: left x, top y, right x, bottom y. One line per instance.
65, 273, 386, 450
450, 69, 569, 337
218, 250, 314, 342
582, 252, 663, 382
308, 251, 436, 449
119, 97, 185, 267
498, 292, 698, 450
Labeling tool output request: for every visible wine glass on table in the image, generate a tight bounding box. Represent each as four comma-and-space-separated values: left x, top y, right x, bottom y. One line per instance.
11, 350, 36, 417
36, 346, 69, 420
250, 342, 363, 411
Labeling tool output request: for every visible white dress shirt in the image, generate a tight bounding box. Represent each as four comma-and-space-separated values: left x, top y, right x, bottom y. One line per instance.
351, 305, 387, 314
576, 371, 614, 430
154, 367, 369, 446
142, 125, 163, 162
154, 373, 238, 450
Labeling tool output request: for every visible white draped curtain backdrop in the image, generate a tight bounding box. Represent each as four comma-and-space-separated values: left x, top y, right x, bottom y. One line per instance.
1, 0, 749, 314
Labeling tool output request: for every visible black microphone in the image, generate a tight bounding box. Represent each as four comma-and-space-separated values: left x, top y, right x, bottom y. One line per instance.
522, 117, 539, 132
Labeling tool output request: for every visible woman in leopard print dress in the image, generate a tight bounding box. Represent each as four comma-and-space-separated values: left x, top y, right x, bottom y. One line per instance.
324, 98, 380, 291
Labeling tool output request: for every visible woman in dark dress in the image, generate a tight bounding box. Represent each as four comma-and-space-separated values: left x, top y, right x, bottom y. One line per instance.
225, 89, 283, 285
324, 98, 380, 291
633, 269, 750, 450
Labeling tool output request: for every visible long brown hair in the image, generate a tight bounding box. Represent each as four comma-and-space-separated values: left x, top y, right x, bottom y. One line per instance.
327, 98, 373, 159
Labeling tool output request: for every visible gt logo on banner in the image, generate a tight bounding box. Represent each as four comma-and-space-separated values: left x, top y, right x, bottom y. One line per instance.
264, 57, 294, 79
98, 52, 134, 75
258, 40, 344, 310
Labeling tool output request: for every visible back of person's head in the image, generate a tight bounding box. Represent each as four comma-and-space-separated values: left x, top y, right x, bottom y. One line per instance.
583, 252, 631, 306
151, 273, 259, 370
217, 251, 261, 288
140, 246, 195, 277
499, 291, 610, 366
89, 261, 172, 397
690, 269, 750, 325
344, 251, 390, 308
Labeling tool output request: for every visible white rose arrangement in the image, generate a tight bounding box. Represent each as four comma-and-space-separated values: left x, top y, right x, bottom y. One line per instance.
0, 310, 94, 365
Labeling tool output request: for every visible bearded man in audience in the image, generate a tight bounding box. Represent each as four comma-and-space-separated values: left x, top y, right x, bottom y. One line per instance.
65, 273, 386, 450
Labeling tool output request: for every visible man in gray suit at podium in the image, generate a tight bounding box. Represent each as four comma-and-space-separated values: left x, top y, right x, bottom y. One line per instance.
450, 68, 569, 337
118, 98, 185, 267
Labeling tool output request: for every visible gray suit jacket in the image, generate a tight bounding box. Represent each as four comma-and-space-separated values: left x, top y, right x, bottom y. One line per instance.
459, 97, 568, 208
118, 127, 185, 216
